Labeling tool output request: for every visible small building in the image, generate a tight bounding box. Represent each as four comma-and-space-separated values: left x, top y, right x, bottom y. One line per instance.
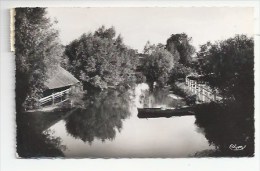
39, 66, 82, 107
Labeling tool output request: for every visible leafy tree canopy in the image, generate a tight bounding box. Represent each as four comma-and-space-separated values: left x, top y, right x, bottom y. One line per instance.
15, 8, 62, 111
168, 62, 193, 83
142, 44, 174, 89
64, 26, 138, 90
195, 35, 254, 103
166, 33, 195, 65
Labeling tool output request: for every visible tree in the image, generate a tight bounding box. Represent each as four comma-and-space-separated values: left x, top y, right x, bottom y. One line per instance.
193, 35, 254, 157
168, 62, 193, 83
142, 45, 174, 89
191, 42, 212, 73
143, 41, 156, 55
196, 35, 254, 104
64, 26, 138, 90
166, 33, 195, 65
15, 8, 62, 111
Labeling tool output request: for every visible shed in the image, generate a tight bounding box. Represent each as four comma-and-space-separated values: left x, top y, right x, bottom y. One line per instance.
43, 66, 82, 97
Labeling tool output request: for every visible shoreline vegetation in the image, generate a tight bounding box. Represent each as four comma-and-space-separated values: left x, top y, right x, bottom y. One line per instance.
15, 8, 254, 157
170, 82, 254, 157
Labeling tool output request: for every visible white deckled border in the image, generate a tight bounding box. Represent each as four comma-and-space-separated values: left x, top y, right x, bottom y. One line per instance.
10, 9, 15, 52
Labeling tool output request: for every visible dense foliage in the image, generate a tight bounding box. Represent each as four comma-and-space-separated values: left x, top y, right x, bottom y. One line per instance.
168, 62, 193, 83
15, 8, 62, 111
166, 33, 195, 66
64, 26, 138, 90
164, 33, 195, 83
194, 35, 254, 103
141, 35, 195, 89
192, 35, 254, 156
194, 102, 254, 157
141, 44, 174, 89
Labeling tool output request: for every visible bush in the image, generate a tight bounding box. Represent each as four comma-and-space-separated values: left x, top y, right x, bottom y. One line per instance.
168, 62, 193, 84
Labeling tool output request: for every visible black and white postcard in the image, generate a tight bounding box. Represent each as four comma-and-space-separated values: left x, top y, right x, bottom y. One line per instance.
1, 1, 259, 171
14, 6, 256, 158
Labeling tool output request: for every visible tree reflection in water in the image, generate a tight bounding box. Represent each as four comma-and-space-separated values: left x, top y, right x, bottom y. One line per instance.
65, 90, 132, 144
193, 102, 254, 157
143, 87, 186, 108
16, 112, 66, 158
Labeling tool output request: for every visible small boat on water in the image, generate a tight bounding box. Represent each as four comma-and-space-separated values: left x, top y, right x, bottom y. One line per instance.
137, 107, 195, 118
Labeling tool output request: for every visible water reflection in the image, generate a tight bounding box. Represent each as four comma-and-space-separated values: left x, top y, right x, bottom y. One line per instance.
45, 86, 215, 157
17, 84, 219, 158
65, 90, 132, 144
193, 103, 254, 157
16, 112, 67, 158
141, 87, 186, 109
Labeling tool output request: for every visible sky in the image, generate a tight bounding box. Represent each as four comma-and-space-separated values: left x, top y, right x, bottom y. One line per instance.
47, 7, 254, 52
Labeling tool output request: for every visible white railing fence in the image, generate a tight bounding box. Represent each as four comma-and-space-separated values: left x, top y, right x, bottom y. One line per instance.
185, 78, 221, 102
39, 88, 71, 107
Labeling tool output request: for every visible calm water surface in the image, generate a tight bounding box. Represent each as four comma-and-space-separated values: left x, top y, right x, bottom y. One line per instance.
17, 83, 216, 158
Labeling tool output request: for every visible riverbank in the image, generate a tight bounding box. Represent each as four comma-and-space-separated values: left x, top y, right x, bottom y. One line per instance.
169, 80, 254, 157
170, 81, 197, 105
193, 101, 254, 157
26, 99, 73, 113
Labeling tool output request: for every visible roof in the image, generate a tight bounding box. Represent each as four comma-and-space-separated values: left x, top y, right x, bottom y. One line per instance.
45, 66, 80, 89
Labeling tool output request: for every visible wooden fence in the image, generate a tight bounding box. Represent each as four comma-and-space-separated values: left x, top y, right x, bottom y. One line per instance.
39, 88, 71, 107
185, 77, 221, 102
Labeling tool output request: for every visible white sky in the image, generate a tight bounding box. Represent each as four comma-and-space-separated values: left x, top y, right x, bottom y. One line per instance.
47, 7, 254, 52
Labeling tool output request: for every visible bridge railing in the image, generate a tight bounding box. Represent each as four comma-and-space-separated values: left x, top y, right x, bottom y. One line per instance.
39, 88, 71, 107
186, 78, 221, 102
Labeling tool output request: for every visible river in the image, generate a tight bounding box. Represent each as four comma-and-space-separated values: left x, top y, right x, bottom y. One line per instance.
17, 83, 219, 158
